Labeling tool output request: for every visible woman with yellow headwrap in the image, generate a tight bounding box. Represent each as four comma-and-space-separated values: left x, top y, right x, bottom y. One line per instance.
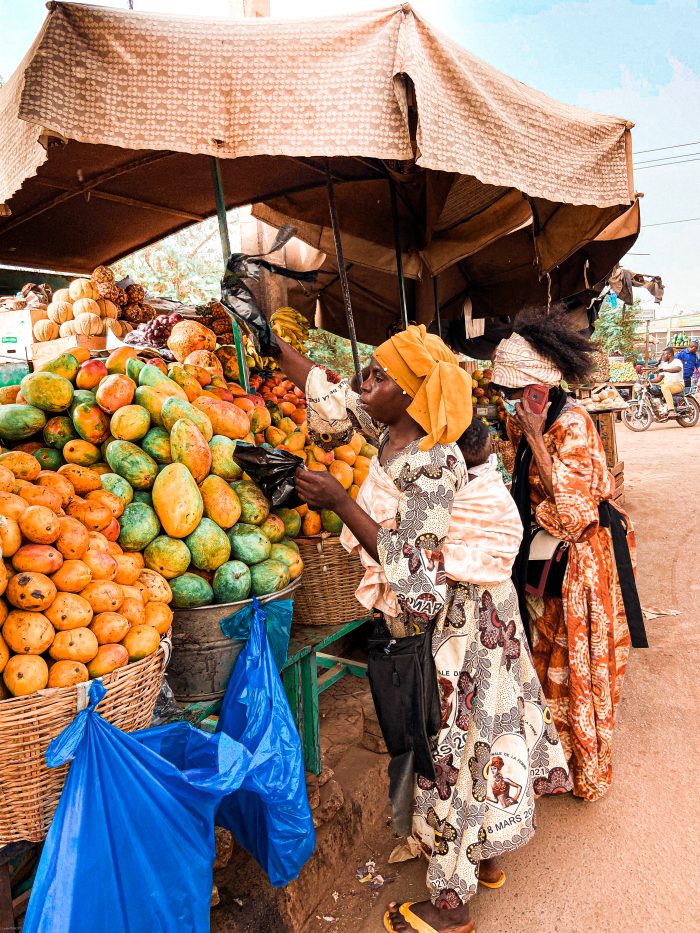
275, 326, 568, 933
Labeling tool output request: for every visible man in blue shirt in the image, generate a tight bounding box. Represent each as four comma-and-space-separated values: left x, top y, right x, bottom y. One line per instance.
675, 342, 699, 388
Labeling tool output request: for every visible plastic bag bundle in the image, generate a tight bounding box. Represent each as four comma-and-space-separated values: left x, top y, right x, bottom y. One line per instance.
232, 442, 302, 507
24, 611, 314, 933
220, 596, 294, 672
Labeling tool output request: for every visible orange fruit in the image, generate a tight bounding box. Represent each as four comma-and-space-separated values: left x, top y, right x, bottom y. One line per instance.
329, 460, 353, 490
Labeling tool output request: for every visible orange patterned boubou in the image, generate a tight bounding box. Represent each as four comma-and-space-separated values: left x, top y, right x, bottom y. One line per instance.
510, 405, 634, 801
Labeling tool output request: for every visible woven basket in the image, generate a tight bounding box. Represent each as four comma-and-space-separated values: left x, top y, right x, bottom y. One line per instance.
493, 437, 516, 475
293, 535, 365, 626
0, 641, 168, 845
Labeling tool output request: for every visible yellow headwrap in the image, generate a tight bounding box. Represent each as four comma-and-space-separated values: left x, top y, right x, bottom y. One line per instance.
374, 325, 473, 450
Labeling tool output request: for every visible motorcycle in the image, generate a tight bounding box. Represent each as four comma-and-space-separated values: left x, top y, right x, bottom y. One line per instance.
622, 380, 700, 431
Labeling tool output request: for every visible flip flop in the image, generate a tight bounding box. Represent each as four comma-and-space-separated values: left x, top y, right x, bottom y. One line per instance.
382, 902, 476, 933
478, 869, 506, 889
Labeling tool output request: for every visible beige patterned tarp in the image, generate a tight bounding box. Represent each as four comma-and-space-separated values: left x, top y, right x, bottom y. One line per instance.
2, 1, 632, 208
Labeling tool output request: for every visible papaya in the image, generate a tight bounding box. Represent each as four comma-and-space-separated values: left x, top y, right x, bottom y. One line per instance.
259, 514, 286, 543
69, 389, 97, 417
58, 464, 101, 495
3, 654, 48, 696
3, 607, 54, 652
302, 510, 322, 536
0, 404, 46, 443
161, 396, 213, 440
170, 419, 212, 484
0, 386, 18, 404
19, 485, 62, 513
192, 396, 249, 439
144, 601, 173, 635
20, 372, 74, 413
249, 406, 272, 433
110, 404, 151, 441
19, 505, 61, 544
45, 592, 93, 630
121, 623, 160, 661
76, 359, 109, 390
105, 440, 158, 490
269, 542, 303, 579
87, 643, 129, 677
321, 509, 344, 534
151, 463, 203, 539
169, 572, 214, 609
12, 544, 63, 574
86, 488, 125, 518
208, 435, 242, 481
231, 480, 269, 526
90, 611, 130, 644
141, 426, 172, 464
184, 364, 212, 386
62, 438, 101, 466
33, 447, 64, 471
118, 502, 161, 551
72, 401, 111, 444
95, 374, 135, 415
132, 490, 153, 505
138, 364, 171, 389
212, 560, 251, 604
227, 523, 271, 566
0, 450, 41, 481
329, 460, 353, 490
199, 475, 241, 529
281, 536, 300, 554
105, 346, 139, 375
36, 472, 74, 506
51, 559, 92, 593
249, 558, 291, 597
136, 569, 172, 605
37, 352, 80, 381
0, 493, 28, 522
47, 659, 89, 688
100, 473, 134, 508
43, 415, 78, 449
185, 518, 231, 571
125, 357, 146, 383
133, 386, 165, 426
0, 465, 14, 492
144, 535, 191, 579
49, 627, 99, 664
168, 365, 202, 402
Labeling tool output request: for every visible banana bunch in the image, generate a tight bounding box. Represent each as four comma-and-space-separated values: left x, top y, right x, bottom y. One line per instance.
270, 307, 310, 353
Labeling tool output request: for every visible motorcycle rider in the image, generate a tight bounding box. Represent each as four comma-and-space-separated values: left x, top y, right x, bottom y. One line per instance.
650, 347, 684, 416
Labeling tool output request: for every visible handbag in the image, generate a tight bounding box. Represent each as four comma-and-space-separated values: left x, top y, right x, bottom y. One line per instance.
526, 528, 569, 598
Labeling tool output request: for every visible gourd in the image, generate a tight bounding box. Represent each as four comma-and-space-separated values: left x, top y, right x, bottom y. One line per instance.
96, 299, 119, 320
53, 288, 71, 304
69, 279, 98, 302
33, 319, 59, 342
59, 320, 77, 337
73, 298, 101, 318
74, 313, 104, 336
105, 320, 133, 339
47, 301, 74, 324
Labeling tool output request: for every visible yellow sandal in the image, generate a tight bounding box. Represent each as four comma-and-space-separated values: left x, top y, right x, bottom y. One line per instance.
478, 869, 506, 889
383, 902, 476, 933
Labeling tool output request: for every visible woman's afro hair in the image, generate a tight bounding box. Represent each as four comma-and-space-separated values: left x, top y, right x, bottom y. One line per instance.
511, 302, 595, 384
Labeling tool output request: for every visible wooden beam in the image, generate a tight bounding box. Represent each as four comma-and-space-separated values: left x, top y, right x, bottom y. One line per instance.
33, 181, 206, 222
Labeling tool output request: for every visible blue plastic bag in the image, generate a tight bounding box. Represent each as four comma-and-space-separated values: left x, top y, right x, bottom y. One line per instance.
220, 596, 293, 671
23, 681, 254, 933
216, 603, 315, 886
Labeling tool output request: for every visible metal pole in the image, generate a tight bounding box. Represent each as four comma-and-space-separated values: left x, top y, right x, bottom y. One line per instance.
433, 276, 442, 339
210, 156, 249, 392
645, 320, 650, 366
325, 163, 363, 383
389, 177, 409, 330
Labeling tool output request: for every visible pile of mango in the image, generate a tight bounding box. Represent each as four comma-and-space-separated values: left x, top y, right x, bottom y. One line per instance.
251, 371, 377, 536
0, 344, 304, 623
0, 449, 174, 699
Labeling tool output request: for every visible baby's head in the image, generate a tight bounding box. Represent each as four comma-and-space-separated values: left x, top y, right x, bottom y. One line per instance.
457, 419, 492, 469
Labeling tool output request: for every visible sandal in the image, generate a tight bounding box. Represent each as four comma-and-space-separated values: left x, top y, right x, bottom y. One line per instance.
478, 869, 506, 889
383, 901, 476, 933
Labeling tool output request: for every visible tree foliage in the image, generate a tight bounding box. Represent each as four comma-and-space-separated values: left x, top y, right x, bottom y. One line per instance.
305, 329, 374, 379
593, 298, 641, 361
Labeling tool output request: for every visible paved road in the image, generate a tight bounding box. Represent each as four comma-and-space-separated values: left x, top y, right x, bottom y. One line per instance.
306, 420, 700, 933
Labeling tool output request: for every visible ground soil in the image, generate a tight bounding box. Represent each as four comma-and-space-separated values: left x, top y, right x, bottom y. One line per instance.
302, 420, 700, 933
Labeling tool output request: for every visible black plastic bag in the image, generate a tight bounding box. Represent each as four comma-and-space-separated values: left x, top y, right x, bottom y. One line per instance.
220, 224, 317, 357
233, 443, 303, 507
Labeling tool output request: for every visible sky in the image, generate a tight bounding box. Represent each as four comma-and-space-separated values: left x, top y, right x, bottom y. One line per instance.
1, 0, 698, 316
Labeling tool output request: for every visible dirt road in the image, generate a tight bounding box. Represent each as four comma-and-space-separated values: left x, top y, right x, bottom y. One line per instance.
305, 420, 700, 933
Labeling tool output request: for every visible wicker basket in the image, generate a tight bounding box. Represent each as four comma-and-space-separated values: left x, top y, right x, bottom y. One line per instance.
293, 535, 365, 626
0, 641, 168, 845
493, 437, 516, 475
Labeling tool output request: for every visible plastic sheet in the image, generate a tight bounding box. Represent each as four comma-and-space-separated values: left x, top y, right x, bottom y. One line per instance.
220, 596, 293, 671
232, 442, 303, 507
216, 605, 315, 888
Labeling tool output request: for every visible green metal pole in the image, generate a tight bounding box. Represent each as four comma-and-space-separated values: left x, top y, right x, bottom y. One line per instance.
210, 156, 249, 392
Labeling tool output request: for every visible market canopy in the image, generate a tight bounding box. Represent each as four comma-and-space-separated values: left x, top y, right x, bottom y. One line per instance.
0, 1, 635, 287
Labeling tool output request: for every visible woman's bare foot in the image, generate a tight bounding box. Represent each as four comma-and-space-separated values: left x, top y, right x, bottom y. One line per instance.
385, 900, 474, 933
478, 856, 504, 886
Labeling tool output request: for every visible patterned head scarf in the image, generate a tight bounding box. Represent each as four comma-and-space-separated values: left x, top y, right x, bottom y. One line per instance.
491, 333, 562, 388
374, 324, 473, 450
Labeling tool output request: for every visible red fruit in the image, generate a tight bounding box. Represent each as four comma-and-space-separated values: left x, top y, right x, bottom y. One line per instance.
76, 360, 108, 390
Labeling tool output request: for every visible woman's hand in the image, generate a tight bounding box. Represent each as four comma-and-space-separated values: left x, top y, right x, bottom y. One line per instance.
295, 467, 346, 512
513, 396, 549, 443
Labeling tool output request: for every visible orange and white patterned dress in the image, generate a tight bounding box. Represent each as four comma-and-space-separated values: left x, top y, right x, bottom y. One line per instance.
510, 404, 634, 801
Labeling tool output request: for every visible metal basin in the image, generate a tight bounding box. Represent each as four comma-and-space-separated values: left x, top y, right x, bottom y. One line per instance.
167, 579, 301, 702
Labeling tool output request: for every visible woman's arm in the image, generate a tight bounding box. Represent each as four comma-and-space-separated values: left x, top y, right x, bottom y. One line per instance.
273, 334, 315, 391
295, 469, 381, 560
513, 398, 555, 499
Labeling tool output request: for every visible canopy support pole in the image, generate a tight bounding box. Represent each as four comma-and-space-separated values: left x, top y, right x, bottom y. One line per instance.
325, 163, 363, 383
433, 277, 442, 339
210, 156, 249, 392
389, 178, 409, 330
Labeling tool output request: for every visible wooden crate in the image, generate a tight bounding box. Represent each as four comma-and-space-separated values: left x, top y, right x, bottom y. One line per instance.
592, 412, 618, 468
30, 335, 106, 368
611, 460, 625, 507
